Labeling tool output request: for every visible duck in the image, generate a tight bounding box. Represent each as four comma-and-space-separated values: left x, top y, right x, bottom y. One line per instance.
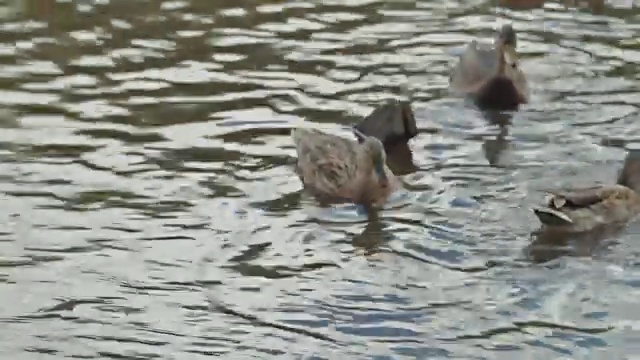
532, 150, 640, 233
449, 24, 529, 110
353, 99, 417, 149
291, 127, 400, 209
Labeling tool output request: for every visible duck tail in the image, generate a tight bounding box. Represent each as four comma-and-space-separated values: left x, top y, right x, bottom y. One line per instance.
532, 206, 573, 226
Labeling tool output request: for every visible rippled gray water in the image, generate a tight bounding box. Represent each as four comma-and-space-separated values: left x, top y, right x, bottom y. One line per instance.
1, 0, 640, 358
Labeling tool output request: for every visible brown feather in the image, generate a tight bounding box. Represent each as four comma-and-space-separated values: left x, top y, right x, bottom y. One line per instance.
545, 187, 607, 208
534, 153, 640, 232
449, 25, 528, 110
291, 128, 399, 208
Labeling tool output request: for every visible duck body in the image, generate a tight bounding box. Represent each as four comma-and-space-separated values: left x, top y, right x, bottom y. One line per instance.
291, 128, 400, 208
449, 24, 529, 110
353, 99, 417, 149
533, 185, 640, 233
533, 150, 640, 232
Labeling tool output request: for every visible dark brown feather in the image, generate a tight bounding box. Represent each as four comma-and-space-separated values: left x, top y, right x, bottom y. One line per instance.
546, 187, 605, 209
475, 76, 523, 110
354, 100, 417, 147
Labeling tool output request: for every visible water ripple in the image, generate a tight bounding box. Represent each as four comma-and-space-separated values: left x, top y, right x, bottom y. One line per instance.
0, 0, 639, 358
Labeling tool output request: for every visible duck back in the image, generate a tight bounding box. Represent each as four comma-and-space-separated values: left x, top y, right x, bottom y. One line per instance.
291, 128, 398, 207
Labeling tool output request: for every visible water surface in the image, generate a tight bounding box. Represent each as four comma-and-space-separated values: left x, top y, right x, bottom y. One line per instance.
1, 0, 640, 358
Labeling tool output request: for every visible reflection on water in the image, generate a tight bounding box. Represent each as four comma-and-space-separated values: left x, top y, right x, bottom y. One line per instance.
480, 110, 513, 167
1, 0, 640, 358
498, 0, 606, 12
525, 223, 627, 264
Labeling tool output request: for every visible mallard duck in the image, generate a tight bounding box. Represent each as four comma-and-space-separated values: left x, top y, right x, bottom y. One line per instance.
291, 127, 400, 208
532, 150, 640, 232
449, 24, 529, 110
353, 99, 417, 149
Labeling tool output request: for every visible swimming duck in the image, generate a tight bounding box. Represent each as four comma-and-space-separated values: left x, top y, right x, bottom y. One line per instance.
354, 99, 417, 149
291, 127, 400, 209
532, 150, 640, 232
449, 24, 529, 110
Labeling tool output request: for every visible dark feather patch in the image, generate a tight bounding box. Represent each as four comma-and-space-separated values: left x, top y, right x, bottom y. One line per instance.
546, 189, 604, 209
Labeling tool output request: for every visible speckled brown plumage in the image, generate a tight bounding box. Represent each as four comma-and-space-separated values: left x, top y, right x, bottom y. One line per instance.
532, 151, 640, 232
291, 128, 400, 208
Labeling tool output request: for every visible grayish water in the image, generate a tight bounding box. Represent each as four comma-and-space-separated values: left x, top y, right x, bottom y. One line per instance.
1, 0, 640, 358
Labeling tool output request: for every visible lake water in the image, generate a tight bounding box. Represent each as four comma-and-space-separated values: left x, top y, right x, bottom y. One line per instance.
1, 0, 640, 359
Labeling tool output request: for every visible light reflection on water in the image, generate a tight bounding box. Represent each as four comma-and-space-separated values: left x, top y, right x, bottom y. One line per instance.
0, 0, 639, 358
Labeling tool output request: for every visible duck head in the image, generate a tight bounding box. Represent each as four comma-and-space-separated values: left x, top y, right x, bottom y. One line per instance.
496, 24, 517, 48
354, 127, 389, 188
495, 24, 520, 76
617, 149, 640, 193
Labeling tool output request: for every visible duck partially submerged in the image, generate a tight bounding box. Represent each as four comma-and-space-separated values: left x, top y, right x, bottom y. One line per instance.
532, 150, 640, 232
353, 99, 418, 149
449, 24, 529, 110
291, 127, 400, 208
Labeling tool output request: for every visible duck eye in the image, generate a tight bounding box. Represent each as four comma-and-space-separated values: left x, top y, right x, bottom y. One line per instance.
510, 62, 518, 69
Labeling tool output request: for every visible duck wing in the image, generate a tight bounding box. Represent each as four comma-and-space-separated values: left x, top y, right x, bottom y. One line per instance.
544, 186, 608, 209
292, 128, 363, 198
450, 41, 501, 94
532, 186, 606, 227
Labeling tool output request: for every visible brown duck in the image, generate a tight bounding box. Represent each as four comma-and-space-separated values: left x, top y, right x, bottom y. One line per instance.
533, 150, 640, 232
449, 24, 529, 110
291, 127, 400, 208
